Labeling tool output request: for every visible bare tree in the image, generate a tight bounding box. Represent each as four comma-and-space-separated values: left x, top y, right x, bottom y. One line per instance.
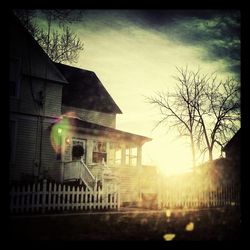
147, 67, 240, 168
193, 77, 240, 161
35, 25, 83, 63
147, 67, 203, 168
13, 9, 84, 64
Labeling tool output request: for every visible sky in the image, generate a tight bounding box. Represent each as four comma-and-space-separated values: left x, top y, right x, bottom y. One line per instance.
37, 9, 241, 175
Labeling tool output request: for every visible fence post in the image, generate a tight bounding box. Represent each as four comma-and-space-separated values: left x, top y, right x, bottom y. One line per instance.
42, 179, 47, 214
157, 176, 162, 209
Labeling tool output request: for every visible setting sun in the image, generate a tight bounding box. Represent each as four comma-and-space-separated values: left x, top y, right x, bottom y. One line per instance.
142, 135, 193, 176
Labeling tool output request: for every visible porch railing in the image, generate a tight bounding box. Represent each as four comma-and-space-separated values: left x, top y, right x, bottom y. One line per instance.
63, 160, 97, 190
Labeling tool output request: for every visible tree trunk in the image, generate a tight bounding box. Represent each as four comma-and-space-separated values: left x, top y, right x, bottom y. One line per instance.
208, 149, 213, 162
46, 15, 52, 54
190, 133, 196, 170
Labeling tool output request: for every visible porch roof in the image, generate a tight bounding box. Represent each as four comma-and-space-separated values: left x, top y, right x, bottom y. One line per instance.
55, 116, 152, 145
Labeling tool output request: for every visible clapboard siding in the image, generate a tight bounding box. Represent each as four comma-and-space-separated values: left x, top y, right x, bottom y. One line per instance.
10, 117, 57, 181
88, 165, 104, 180
44, 83, 63, 117
10, 16, 66, 118
47, 162, 63, 183
41, 121, 58, 173
9, 16, 67, 85
112, 167, 141, 203
10, 118, 39, 181
10, 77, 62, 117
62, 105, 116, 128
10, 77, 40, 115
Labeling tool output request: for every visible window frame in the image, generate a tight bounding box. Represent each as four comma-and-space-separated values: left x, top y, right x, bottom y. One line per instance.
92, 141, 107, 164
108, 142, 122, 166
125, 147, 138, 167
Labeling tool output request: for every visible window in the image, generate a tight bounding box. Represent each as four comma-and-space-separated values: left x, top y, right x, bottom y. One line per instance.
115, 149, 122, 165
93, 141, 107, 164
9, 57, 21, 97
125, 147, 137, 166
109, 142, 122, 166
9, 120, 17, 163
125, 148, 130, 165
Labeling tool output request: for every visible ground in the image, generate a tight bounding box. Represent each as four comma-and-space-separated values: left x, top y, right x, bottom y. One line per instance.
8, 207, 241, 241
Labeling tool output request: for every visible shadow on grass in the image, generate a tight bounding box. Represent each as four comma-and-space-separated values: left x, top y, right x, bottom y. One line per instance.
8, 207, 241, 240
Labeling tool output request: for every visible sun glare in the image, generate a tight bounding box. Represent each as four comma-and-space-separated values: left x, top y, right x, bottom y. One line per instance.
142, 137, 193, 176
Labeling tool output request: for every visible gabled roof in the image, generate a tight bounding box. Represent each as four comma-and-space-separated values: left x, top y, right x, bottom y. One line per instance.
54, 116, 151, 145
9, 12, 68, 85
55, 63, 122, 114
222, 128, 241, 152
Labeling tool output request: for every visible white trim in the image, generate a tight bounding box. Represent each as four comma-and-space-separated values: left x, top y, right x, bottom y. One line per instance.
92, 140, 107, 164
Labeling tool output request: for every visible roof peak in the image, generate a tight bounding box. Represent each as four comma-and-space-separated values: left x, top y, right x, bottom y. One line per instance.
55, 62, 123, 114
54, 62, 95, 74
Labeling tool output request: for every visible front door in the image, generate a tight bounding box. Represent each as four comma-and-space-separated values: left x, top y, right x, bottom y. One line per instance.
72, 138, 86, 162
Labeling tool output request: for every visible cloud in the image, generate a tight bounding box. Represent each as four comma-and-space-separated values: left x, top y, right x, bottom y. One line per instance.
162, 12, 241, 77
34, 9, 241, 78
78, 10, 240, 77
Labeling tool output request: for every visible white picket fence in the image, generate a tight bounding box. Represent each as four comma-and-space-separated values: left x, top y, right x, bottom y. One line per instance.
162, 184, 240, 209
10, 179, 120, 214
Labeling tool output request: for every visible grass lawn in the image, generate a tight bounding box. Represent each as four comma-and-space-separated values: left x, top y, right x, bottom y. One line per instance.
8, 207, 241, 240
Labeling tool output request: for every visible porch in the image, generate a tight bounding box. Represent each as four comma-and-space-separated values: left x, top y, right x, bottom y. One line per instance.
62, 159, 118, 193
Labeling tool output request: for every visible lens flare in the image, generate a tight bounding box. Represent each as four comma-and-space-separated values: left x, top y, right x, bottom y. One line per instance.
166, 209, 171, 217
185, 222, 194, 231
140, 218, 148, 225
50, 113, 75, 154
163, 234, 176, 241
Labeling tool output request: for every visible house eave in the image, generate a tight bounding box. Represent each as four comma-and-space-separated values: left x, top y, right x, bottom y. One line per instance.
51, 117, 152, 145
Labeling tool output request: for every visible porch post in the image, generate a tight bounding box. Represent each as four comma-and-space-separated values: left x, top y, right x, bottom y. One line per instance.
60, 162, 64, 183
121, 144, 126, 166
137, 145, 142, 167
157, 174, 162, 209
86, 140, 93, 165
